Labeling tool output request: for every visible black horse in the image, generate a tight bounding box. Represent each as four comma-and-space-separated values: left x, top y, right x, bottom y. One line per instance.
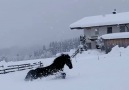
25, 54, 73, 81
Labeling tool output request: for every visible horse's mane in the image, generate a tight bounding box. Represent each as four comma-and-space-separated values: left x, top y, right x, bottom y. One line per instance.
52, 54, 65, 65
51, 54, 70, 66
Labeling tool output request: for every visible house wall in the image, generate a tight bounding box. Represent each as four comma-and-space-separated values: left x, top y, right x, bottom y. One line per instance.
84, 25, 121, 37
83, 24, 129, 49
91, 41, 96, 49
104, 38, 129, 53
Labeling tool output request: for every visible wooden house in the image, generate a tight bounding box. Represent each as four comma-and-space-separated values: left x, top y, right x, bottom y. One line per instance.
70, 11, 129, 49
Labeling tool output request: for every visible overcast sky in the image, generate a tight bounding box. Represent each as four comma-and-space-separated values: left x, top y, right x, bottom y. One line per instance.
0, 0, 129, 49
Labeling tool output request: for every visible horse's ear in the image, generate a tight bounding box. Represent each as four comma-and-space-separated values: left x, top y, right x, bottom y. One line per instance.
61, 54, 70, 58
65, 54, 71, 59
59, 53, 63, 57
67, 54, 70, 57
66, 54, 70, 57
61, 54, 65, 56
63, 54, 67, 56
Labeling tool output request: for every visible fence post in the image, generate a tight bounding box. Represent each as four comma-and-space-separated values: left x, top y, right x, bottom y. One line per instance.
4, 69, 6, 74
29, 63, 32, 69
0, 65, 4, 68
39, 61, 43, 67
18, 65, 19, 71
120, 52, 121, 56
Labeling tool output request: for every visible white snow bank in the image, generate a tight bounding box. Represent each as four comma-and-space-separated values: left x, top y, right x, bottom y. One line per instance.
101, 32, 129, 39
107, 45, 129, 56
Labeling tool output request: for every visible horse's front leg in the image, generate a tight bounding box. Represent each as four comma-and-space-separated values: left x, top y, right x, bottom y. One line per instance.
54, 71, 66, 79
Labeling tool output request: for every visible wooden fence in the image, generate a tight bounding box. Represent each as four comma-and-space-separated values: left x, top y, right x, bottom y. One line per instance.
0, 61, 43, 74
0, 65, 4, 68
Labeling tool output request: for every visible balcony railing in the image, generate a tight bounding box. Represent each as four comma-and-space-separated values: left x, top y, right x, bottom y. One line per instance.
88, 36, 98, 41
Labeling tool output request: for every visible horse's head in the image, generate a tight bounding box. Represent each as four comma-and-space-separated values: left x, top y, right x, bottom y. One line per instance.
62, 54, 73, 69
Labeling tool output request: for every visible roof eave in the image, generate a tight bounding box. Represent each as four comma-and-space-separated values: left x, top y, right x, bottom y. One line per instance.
70, 23, 129, 30
70, 27, 84, 30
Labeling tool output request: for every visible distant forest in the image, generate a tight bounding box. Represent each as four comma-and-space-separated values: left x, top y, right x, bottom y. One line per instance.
0, 38, 80, 62
34, 38, 80, 59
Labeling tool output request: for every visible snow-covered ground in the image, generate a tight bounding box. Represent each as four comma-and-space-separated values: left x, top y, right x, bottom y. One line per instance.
0, 46, 129, 90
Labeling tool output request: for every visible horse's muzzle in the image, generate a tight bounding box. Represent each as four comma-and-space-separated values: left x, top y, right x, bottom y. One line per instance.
69, 65, 73, 69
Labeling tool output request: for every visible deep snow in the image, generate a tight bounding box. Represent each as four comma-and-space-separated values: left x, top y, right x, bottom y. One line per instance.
0, 46, 129, 90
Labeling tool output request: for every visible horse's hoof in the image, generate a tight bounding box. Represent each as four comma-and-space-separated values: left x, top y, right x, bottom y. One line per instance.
61, 73, 66, 79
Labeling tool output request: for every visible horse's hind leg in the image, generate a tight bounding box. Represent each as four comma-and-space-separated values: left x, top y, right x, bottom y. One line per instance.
25, 70, 36, 81
25, 71, 32, 81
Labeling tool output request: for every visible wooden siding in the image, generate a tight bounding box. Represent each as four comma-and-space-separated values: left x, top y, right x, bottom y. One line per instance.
103, 38, 129, 53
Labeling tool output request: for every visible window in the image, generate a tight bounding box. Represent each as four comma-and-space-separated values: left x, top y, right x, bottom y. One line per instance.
95, 29, 99, 35
120, 26, 125, 32
107, 27, 112, 34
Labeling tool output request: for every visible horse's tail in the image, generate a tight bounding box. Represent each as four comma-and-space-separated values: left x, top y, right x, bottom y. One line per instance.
24, 70, 37, 81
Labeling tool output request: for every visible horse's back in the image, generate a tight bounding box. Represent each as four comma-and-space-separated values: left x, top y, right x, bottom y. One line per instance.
35, 67, 50, 77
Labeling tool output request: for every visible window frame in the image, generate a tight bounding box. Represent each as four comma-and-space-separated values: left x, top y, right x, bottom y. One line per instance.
107, 27, 112, 34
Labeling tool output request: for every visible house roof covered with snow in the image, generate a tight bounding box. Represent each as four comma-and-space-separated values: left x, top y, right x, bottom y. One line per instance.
70, 12, 129, 29
100, 32, 129, 39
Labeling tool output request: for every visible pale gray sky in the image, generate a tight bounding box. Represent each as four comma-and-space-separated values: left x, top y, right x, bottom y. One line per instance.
0, 0, 129, 48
